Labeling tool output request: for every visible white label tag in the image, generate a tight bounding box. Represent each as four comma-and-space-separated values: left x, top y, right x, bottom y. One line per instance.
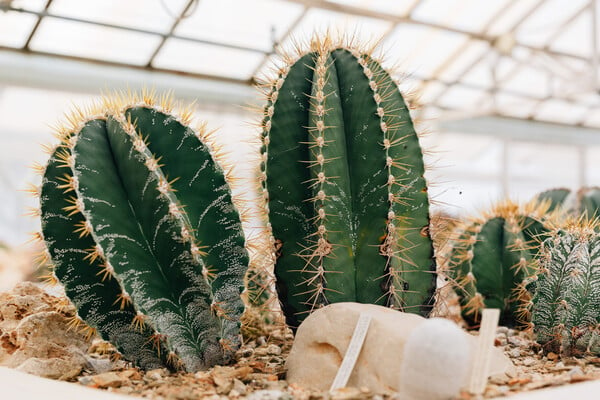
329, 312, 372, 392
468, 308, 500, 395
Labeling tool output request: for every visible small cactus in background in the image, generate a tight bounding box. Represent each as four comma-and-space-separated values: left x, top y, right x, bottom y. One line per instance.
535, 187, 600, 218
258, 36, 435, 328
37, 92, 249, 371
443, 200, 552, 327
532, 222, 600, 356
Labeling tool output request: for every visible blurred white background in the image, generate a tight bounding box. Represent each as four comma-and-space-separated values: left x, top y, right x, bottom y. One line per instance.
1, 0, 600, 248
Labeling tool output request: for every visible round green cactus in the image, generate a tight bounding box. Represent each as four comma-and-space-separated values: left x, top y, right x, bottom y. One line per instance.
443, 200, 553, 327
38, 92, 249, 371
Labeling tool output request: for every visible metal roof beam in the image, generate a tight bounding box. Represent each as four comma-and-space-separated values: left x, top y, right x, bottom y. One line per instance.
0, 48, 257, 107
439, 115, 600, 145
23, 0, 53, 49
146, 0, 200, 67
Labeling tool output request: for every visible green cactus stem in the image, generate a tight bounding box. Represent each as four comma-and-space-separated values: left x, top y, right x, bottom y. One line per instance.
532, 223, 600, 356
258, 37, 435, 328
38, 93, 249, 371
444, 200, 552, 327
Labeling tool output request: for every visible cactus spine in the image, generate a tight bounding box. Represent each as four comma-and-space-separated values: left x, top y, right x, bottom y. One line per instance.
39, 92, 249, 371
532, 223, 600, 355
259, 37, 435, 328
444, 201, 551, 326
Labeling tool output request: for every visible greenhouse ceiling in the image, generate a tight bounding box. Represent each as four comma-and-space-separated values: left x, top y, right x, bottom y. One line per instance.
0, 0, 600, 127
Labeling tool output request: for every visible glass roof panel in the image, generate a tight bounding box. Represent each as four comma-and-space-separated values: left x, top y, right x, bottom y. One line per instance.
281, 8, 392, 53
10, 0, 48, 11
554, 56, 590, 74
500, 64, 549, 99
175, 0, 304, 53
494, 93, 538, 118
486, 0, 542, 36
436, 40, 488, 82
534, 99, 589, 125
549, 11, 592, 58
417, 81, 447, 104
29, 17, 162, 65
459, 53, 496, 89
48, 0, 186, 33
326, 0, 420, 16
515, 0, 588, 47
412, 0, 510, 33
153, 38, 264, 80
436, 85, 488, 110
383, 24, 469, 79
0, 11, 38, 48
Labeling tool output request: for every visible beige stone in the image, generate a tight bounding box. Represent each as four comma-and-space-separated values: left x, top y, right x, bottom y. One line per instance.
286, 302, 513, 395
16, 357, 83, 380
0, 283, 91, 379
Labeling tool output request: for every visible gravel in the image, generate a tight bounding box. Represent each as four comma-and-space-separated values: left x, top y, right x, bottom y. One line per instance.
66, 324, 600, 400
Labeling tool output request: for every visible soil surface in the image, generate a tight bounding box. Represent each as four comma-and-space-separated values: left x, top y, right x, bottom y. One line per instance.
3, 277, 600, 399
70, 325, 600, 400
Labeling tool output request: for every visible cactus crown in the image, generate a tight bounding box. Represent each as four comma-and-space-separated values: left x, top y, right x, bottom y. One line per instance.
38, 91, 249, 371
444, 200, 553, 327
532, 218, 600, 355
257, 36, 435, 328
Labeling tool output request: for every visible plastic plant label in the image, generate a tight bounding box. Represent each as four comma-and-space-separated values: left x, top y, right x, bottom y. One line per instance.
329, 312, 372, 392
468, 308, 501, 394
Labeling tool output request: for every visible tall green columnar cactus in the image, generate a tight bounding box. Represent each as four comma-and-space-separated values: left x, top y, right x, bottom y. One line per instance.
38, 93, 249, 371
445, 201, 551, 327
535, 187, 600, 217
532, 224, 600, 355
258, 38, 435, 328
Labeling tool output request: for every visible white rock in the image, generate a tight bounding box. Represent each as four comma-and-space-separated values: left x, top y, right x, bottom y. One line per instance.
286, 302, 513, 395
400, 318, 471, 399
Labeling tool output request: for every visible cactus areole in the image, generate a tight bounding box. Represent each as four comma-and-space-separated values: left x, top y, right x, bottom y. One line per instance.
260, 39, 435, 328
39, 93, 249, 371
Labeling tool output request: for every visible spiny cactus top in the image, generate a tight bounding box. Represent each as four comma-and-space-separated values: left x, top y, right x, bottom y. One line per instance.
258, 37, 435, 328
444, 200, 552, 327
532, 222, 600, 355
36, 92, 249, 371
